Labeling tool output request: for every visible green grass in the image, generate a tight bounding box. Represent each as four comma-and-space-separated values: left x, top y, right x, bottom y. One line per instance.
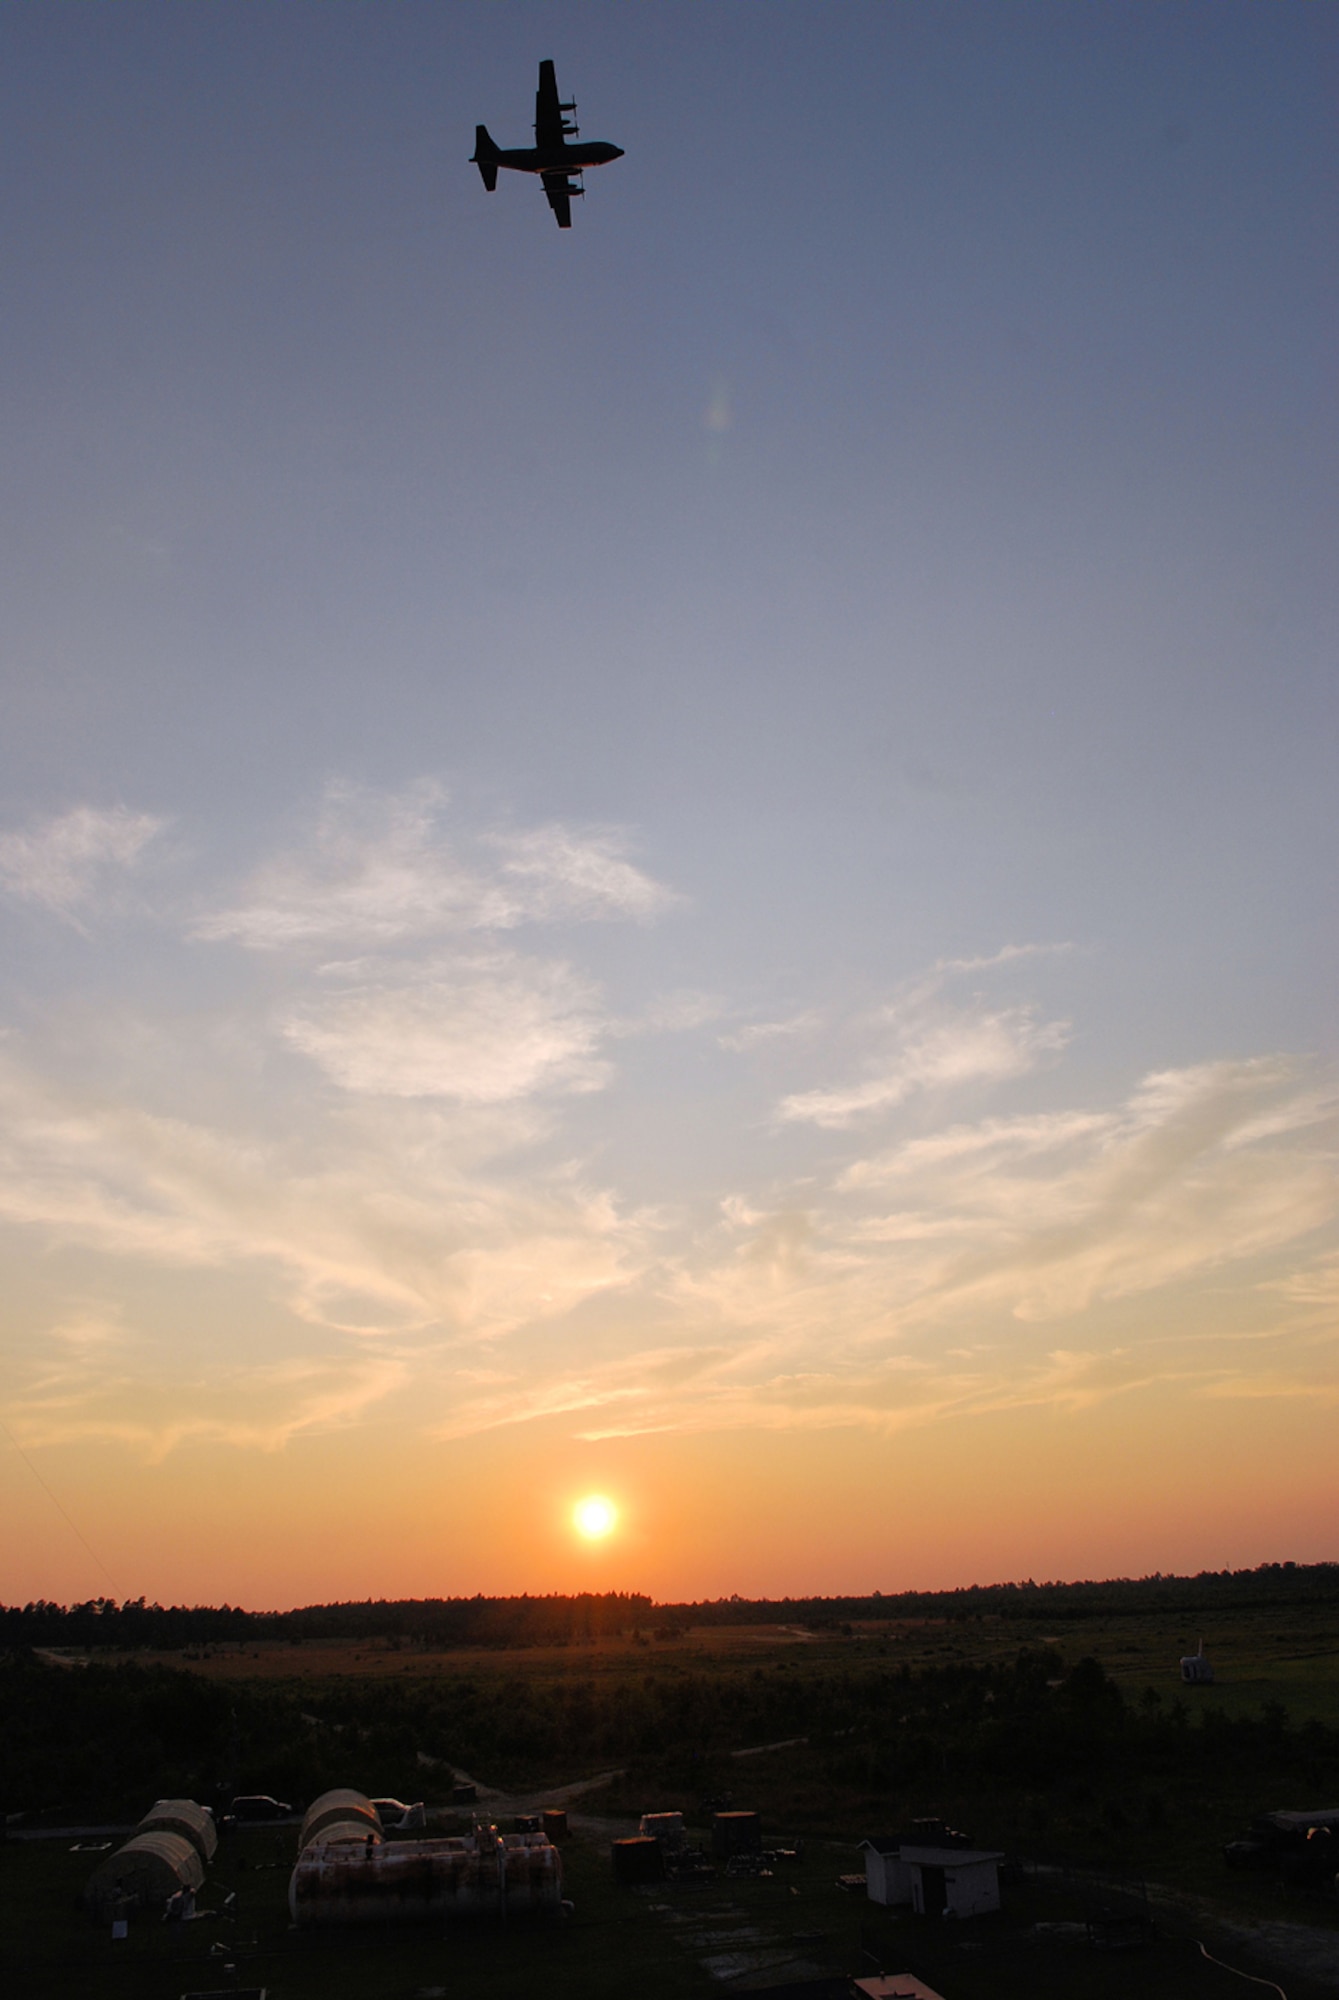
2, 1828, 720, 2000
7, 1825, 1337, 2000
7, 1600, 1339, 1997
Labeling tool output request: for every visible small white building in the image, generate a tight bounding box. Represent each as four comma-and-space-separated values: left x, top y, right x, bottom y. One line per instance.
1180, 1639, 1215, 1684
860, 1836, 911, 1907
859, 1835, 1003, 1919
902, 1843, 1003, 1918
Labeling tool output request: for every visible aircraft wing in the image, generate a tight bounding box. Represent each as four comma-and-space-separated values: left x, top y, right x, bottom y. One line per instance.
541, 170, 577, 229
534, 59, 566, 149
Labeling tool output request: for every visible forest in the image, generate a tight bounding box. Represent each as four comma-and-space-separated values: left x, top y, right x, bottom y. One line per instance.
3, 1559, 1336, 1652
6, 1625, 1338, 1844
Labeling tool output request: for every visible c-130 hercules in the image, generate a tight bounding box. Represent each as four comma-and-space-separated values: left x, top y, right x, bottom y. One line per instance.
472, 60, 624, 228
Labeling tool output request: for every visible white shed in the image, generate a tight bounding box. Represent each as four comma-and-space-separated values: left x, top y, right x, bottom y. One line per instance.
859, 1836, 912, 1907
901, 1843, 1003, 1919
1180, 1640, 1215, 1684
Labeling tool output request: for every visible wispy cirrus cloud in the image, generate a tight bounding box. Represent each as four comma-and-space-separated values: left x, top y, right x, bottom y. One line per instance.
780, 1003, 1070, 1127
2, 803, 1335, 1471
283, 952, 609, 1102
1265, 1252, 1339, 1311
488, 820, 677, 926
840, 1109, 1112, 1186
885, 1059, 1337, 1325
775, 948, 1072, 1129
195, 780, 678, 950
0, 1034, 1333, 1455
597, 1054, 1338, 1440
0, 805, 165, 922
719, 1010, 821, 1053
0, 1051, 647, 1347
829, 1059, 1336, 1324
431, 1340, 726, 1442
934, 942, 1077, 976
11, 1344, 412, 1459
190, 782, 693, 1113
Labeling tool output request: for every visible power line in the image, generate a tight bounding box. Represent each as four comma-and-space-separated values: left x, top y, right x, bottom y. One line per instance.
0, 1416, 118, 1597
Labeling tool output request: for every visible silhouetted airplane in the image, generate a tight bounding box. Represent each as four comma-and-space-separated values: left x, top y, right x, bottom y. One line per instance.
472, 60, 624, 229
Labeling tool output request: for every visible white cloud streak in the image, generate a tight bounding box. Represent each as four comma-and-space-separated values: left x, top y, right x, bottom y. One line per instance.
195, 780, 677, 949
12, 1344, 412, 1459
775, 948, 1075, 1129
850, 1061, 1335, 1312
0, 805, 165, 920
0, 1052, 646, 1348
283, 952, 608, 1102
780, 1004, 1070, 1127
719, 1011, 821, 1053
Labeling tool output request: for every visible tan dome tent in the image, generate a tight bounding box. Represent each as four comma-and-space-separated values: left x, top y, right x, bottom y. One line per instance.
299, 1789, 382, 1852
85, 1830, 205, 1921
138, 1798, 218, 1864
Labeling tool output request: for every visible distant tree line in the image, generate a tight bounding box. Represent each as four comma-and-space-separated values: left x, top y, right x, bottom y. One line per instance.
0, 1591, 653, 1651
4, 1641, 1337, 1832
2, 1563, 1336, 1652
673, 1561, 1339, 1627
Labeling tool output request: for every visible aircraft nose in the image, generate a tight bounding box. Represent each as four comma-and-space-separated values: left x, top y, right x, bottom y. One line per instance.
610, 145, 625, 160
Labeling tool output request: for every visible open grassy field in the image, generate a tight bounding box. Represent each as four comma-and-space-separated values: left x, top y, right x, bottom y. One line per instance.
25, 1608, 1339, 1899
116, 1597, 1339, 1728
8, 1590, 1338, 1997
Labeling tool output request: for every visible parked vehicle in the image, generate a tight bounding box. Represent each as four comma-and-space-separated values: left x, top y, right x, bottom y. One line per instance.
371, 1798, 425, 1830
228, 1794, 293, 1822
1224, 1808, 1339, 1887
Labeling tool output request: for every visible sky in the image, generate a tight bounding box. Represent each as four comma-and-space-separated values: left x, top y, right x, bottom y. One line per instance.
0, 1, 1335, 1609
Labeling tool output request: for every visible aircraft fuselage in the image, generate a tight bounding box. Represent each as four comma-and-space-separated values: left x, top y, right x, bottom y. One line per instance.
492, 141, 623, 176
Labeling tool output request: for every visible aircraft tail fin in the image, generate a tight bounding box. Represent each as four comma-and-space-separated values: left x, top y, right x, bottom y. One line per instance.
472, 126, 499, 191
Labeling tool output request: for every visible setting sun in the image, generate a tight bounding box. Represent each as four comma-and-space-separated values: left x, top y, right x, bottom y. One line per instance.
573, 1494, 618, 1540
